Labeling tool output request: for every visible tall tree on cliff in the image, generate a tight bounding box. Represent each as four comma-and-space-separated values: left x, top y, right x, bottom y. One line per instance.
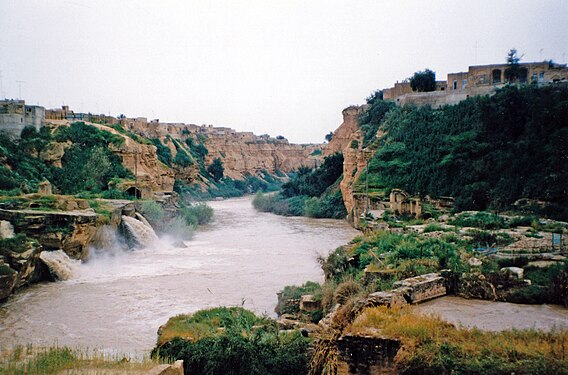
504, 48, 524, 83
410, 69, 436, 92
207, 158, 224, 182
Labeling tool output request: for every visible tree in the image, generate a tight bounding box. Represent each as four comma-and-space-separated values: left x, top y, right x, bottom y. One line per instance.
505, 48, 523, 83
207, 158, 224, 182
410, 69, 436, 92
20, 125, 51, 158
325, 132, 333, 142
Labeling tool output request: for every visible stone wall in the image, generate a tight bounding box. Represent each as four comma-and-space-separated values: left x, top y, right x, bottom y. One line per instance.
337, 334, 400, 375
0, 99, 44, 137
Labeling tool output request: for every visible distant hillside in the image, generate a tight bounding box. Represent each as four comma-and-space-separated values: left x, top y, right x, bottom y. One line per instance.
0, 117, 321, 200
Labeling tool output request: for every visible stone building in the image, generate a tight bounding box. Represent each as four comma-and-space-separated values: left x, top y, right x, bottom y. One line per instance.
384, 61, 568, 108
389, 189, 422, 218
0, 99, 45, 137
45, 105, 118, 125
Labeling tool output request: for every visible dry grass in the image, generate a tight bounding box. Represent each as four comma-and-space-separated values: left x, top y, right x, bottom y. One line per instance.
0, 345, 162, 374
347, 306, 568, 373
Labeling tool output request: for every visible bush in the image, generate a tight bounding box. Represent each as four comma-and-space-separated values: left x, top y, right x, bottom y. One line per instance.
140, 201, 165, 224
0, 234, 31, 254
181, 203, 214, 225
207, 158, 224, 181
153, 307, 310, 375
450, 212, 507, 230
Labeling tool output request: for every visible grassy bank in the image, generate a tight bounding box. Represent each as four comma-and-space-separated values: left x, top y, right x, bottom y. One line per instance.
349, 306, 568, 374
153, 307, 310, 375
0, 345, 162, 374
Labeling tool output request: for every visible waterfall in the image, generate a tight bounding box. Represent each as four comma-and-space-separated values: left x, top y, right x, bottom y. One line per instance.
135, 212, 152, 229
39, 250, 80, 281
121, 215, 159, 248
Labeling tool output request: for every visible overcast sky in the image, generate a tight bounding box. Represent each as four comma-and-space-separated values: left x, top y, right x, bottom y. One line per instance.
1, 0, 566, 143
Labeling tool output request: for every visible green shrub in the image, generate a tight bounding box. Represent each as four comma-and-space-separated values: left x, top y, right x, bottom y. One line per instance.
174, 149, 193, 167
140, 201, 165, 223
181, 203, 213, 225
450, 212, 507, 230
0, 234, 31, 254
151, 138, 173, 166
153, 307, 310, 375
0, 264, 16, 276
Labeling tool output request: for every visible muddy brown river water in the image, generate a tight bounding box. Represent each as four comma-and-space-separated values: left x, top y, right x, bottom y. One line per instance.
0, 196, 566, 357
0, 196, 359, 356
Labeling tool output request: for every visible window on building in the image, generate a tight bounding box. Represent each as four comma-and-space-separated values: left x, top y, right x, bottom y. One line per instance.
453, 80, 458, 90
519, 68, 528, 83
462, 79, 467, 89
539, 72, 545, 82
492, 69, 501, 84
531, 73, 538, 83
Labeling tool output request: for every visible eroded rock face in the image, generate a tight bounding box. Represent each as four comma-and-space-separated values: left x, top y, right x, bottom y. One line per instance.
204, 138, 320, 180
321, 105, 378, 227
0, 268, 18, 301
110, 136, 177, 192
123, 120, 322, 180
0, 239, 46, 301
0, 209, 98, 260
323, 106, 366, 158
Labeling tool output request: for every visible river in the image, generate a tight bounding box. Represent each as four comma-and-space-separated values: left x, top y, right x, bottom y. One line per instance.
0, 196, 359, 356
2, 197, 567, 358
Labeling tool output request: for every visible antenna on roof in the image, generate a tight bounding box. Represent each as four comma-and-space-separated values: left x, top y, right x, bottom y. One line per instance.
16, 80, 25, 99
0, 71, 5, 99
474, 41, 478, 65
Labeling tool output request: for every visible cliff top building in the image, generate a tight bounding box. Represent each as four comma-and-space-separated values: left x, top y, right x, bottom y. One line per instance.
383, 61, 568, 108
0, 99, 45, 137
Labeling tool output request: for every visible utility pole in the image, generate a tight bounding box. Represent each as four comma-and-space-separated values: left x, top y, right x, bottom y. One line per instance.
16, 80, 25, 99
474, 41, 478, 65
365, 159, 369, 216
0, 71, 5, 99
135, 149, 138, 185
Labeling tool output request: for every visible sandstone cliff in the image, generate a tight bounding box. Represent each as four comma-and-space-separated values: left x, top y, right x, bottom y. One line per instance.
122, 119, 321, 181
322, 105, 376, 227
323, 106, 365, 157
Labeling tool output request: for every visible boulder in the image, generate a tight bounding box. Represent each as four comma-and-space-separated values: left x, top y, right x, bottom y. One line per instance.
501, 267, 524, 279
0, 265, 18, 301
393, 273, 446, 304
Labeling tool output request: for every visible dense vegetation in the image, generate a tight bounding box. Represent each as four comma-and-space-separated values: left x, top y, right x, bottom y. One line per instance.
152, 307, 310, 375
252, 153, 347, 219
0, 123, 132, 196
175, 170, 283, 200
279, 217, 568, 374
360, 85, 568, 219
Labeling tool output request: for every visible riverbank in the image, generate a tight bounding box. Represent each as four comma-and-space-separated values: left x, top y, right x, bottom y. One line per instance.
0, 196, 358, 356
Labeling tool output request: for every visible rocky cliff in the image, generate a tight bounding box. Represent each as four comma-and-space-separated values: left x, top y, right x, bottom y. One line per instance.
0, 195, 148, 300
323, 105, 375, 227
323, 106, 365, 157
121, 119, 321, 180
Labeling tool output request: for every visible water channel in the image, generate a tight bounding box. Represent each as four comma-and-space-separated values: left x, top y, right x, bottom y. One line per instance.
1, 196, 567, 358
0, 196, 359, 356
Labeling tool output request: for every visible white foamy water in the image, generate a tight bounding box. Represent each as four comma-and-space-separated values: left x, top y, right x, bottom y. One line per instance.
0, 196, 359, 356
39, 250, 81, 281
121, 215, 159, 248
